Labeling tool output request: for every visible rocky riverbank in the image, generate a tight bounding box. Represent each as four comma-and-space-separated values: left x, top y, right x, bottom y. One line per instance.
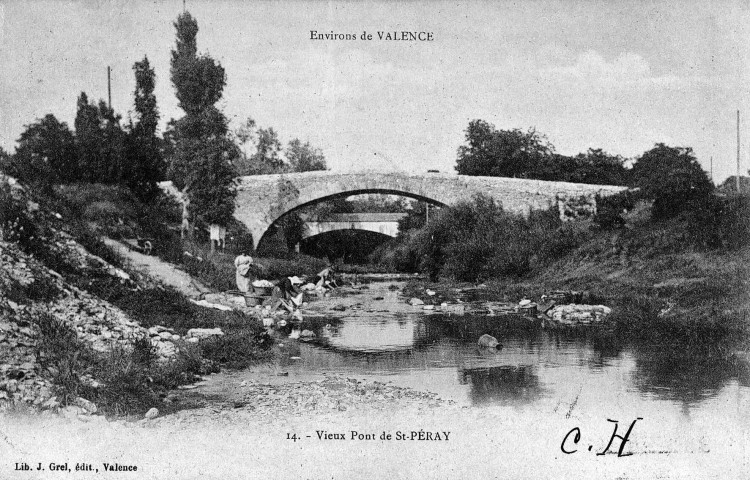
0, 175, 248, 413
0, 236, 191, 408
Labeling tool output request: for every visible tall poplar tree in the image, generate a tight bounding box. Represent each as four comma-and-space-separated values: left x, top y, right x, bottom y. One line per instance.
126, 56, 163, 201
167, 11, 237, 237
74, 92, 126, 184
74, 92, 102, 183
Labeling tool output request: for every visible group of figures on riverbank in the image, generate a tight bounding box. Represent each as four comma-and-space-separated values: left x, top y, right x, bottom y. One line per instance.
233, 253, 340, 313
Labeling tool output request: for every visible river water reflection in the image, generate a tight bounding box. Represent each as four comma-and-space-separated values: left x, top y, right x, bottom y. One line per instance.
282, 282, 750, 425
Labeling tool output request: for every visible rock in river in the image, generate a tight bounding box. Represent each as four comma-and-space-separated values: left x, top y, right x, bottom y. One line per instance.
477, 334, 501, 349
299, 330, 316, 341
548, 304, 612, 326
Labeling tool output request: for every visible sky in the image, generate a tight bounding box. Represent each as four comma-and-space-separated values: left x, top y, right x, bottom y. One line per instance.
1, 0, 748, 182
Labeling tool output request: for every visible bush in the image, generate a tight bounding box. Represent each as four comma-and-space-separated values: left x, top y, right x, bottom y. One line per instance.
89, 344, 159, 416
594, 190, 639, 230
56, 184, 183, 257
0, 182, 42, 253
376, 195, 588, 282
630, 144, 713, 220
181, 247, 236, 292
200, 330, 273, 369
35, 314, 93, 406
686, 193, 750, 250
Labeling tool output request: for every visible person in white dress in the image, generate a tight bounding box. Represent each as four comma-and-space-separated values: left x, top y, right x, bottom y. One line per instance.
234, 253, 254, 292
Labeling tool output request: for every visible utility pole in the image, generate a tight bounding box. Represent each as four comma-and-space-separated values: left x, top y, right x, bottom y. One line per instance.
710, 156, 713, 183
737, 110, 741, 193
107, 66, 112, 110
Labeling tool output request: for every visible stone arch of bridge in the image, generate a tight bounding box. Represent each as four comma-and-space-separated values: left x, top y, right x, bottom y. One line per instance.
256, 188, 445, 250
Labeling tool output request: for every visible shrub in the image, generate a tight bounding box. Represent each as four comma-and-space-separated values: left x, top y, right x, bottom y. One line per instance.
379, 194, 588, 282
35, 314, 92, 406
594, 190, 639, 230
718, 194, 750, 249
199, 330, 273, 369
0, 182, 42, 252
89, 345, 158, 416
686, 193, 750, 250
152, 343, 207, 389
630, 144, 713, 220
371, 234, 422, 272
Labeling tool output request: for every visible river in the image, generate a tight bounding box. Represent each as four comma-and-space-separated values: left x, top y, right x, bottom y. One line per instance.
251, 280, 750, 425
8, 281, 750, 479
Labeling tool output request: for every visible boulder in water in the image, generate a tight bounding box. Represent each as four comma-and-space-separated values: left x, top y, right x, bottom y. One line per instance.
478, 334, 501, 349
299, 330, 316, 341
548, 304, 612, 326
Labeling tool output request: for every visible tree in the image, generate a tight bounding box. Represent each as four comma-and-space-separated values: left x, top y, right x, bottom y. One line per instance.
569, 149, 628, 186
286, 138, 327, 172
98, 100, 127, 183
168, 11, 237, 236
630, 143, 713, 219
247, 127, 284, 174
9, 114, 77, 190
74, 92, 126, 184
125, 56, 164, 201
0, 147, 11, 174
274, 212, 307, 251
233, 124, 286, 175
397, 201, 431, 234
455, 120, 627, 186
74, 92, 103, 182
455, 120, 554, 178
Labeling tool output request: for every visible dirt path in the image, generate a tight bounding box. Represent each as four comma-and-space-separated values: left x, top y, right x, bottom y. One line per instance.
102, 238, 211, 298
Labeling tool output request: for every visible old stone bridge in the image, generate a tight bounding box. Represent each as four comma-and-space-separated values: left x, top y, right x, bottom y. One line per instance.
234, 172, 626, 248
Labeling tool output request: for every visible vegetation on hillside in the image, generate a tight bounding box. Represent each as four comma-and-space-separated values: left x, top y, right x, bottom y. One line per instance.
2, 178, 272, 416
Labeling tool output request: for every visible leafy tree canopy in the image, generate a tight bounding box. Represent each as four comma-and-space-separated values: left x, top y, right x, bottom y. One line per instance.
286, 138, 327, 172
456, 120, 553, 178
10, 114, 77, 189
168, 10, 236, 230
630, 143, 713, 219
